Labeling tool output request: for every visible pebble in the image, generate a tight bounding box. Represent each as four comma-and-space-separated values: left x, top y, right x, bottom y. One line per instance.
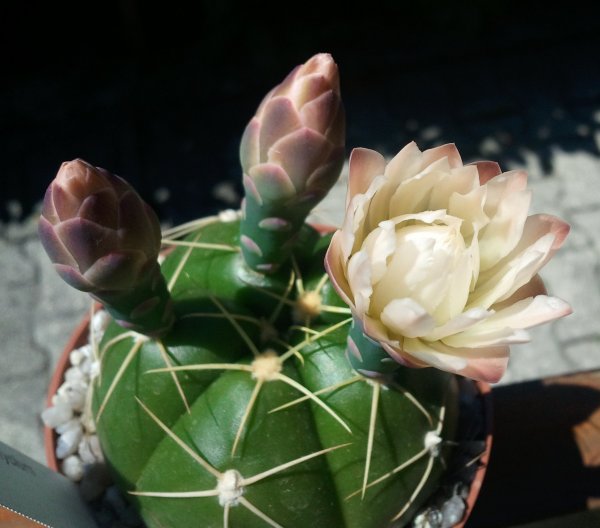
41, 401, 73, 428
413, 508, 443, 528
55, 418, 81, 435
56, 424, 83, 458
62, 455, 85, 481
441, 495, 466, 528
69, 348, 84, 366
57, 381, 87, 412
65, 366, 85, 383
79, 437, 98, 464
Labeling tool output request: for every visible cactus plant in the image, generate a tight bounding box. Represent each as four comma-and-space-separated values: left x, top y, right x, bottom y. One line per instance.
39, 53, 570, 528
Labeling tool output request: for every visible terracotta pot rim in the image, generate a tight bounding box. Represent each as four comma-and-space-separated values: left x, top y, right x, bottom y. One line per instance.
457, 378, 493, 528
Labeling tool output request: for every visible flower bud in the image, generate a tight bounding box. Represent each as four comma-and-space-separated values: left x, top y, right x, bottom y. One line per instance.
39, 159, 161, 292
39, 160, 173, 336
239, 53, 345, 273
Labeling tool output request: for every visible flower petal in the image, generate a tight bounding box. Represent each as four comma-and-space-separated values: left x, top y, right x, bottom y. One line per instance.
55, 263, 95, 292
341, 174, 387, 257
248, 163, 296, 202
118, 190, 160, 255
427, 308, 494, 341
239, 118, 261, 172
383, 141, 423, 183
428, 165, 479, 211
381, 298, 436, 338
258, 96, 302, 160
324, 230, 354, 309
360, 220, 396, 284
77, 189, 119, 229
299, 90, 340, 135
468, 160, 502, 184
49, 182, 82, 222
448, 185, 489, 240
468, 232, 555, 309
38, 216, 77, 268
444, 326, 530, 348
483, 170, 528, 219
54, 217, 118, 272
404, 339, 510, 383
402, 338, 469, 372
388, 170, 441, 216
289, 72, 331, 108
493, 274, 546, 309
347, 148, 386, 204
268, 127, 331, 191
459, 355, 509, 384
471, 214, 570, 308
421, 143, 463, 169
513, 213, 570, 256
347, 250, 372, 315
488, 294, 572, 330
432, 246, 473, 322
84, 250, 147, 291
478, 189, 531, 271
380, 342, 428, 368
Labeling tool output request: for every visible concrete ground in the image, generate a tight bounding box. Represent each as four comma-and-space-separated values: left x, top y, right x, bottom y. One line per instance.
2, 35, 600, 465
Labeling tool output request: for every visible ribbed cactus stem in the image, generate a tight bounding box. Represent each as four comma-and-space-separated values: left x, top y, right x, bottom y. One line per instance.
346, 317, 401, 378
93, 262, 174, 337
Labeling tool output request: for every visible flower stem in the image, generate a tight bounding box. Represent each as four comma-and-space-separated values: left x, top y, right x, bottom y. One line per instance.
95, 263, 174, 337
346, 317, 399, 378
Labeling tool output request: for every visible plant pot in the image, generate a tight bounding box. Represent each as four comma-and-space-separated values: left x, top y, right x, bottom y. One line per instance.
45, 307, 493, 527
455, 380, 492, 528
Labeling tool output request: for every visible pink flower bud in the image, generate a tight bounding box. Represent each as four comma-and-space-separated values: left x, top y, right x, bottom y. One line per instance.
240, 53, 345, 203
39, 159, 161, 294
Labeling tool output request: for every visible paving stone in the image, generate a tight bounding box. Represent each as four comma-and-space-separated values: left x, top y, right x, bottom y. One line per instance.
0, 378, 47, 464
500, 325, 566, 385
553, 149, 600, 210
0, 239, 46, 379
549, 246, 600, 343
569, 207, 600, 251
563, 338, 600, 372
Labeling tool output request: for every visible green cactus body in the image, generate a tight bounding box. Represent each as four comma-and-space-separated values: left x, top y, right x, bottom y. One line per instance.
92, 217, 459, 528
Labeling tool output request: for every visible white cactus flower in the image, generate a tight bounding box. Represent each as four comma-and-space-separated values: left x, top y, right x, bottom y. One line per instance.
326, 142, 572, 382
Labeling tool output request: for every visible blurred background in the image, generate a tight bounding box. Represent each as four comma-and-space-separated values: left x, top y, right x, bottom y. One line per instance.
1, 1, 600, 464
